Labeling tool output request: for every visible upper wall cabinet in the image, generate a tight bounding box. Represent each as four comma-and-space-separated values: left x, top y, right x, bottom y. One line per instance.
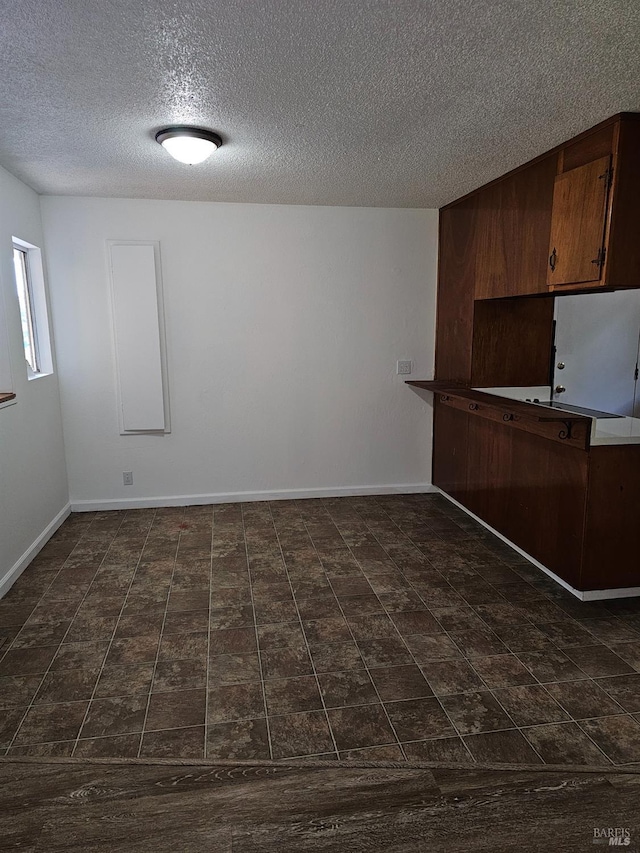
435, 113, 640, 386
547, 115, 640, 292
475, 155, 557, 300
435, 200, 477, 382
546, 155, 611, 287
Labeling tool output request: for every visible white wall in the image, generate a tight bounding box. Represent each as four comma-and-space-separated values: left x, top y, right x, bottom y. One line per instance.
554, 290, 640, 417
41, 197, 437, 509
0, 166, 69, 593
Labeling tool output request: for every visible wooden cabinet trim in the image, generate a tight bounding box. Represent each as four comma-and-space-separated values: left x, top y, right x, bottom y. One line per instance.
408, 382, 591, 449
435, 390, 591, 450
404, 379, 467, 393
604, 119, 640, 289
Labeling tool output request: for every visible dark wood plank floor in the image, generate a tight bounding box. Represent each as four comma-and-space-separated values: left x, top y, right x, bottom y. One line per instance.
1, 757, 639, 851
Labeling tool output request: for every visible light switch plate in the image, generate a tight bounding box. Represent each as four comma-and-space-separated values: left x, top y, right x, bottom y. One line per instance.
397, 360, 412, 375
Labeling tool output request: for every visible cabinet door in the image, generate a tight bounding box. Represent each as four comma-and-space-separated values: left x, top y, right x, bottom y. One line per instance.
432, 399, 469, 504
465, 414, 512, 528
436, 201, 477, 383
582, 446, 640, 590
504, 428, 587, 588
435, 401, 589, 588
547, 155, 611, 287
475, 156, 556, 299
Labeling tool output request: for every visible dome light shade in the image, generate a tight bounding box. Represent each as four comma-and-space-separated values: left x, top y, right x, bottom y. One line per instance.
155, 126, 222, 165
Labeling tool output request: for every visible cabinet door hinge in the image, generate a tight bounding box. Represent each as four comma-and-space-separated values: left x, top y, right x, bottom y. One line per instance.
635, 364, 639, 382
591, 247, 606, 267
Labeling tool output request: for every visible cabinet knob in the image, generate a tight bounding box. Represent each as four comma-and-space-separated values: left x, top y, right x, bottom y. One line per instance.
555, 385, 566, 394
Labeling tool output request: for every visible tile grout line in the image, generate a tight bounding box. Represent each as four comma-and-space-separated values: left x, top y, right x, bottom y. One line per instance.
11, 666, 632, 718
3, 515, 115, 656
381, 516, 555, 765
375, 500, 520, 761
7, 706, 638, 756
382, 498, 601, 765
67, 509, 157, 756
268, 502, 340, 760
337, 501, 481, 754
3, 571, 73, 655
325, 497, 480, 762
136, 508, 185, 758
373, 496, 628, 765
240, 503, 274, 762
360, 496, 578, 764
0, 516, 100, 659
507, 647, 627, 763
203, 504, 215, 759
7, 511, 130, 753
427, 505, 640, 650
516, 670, 627, 764
305, 501, 410, 760
3, 495, 640, 765
7, 664, 622, 732
366, 496, 552, 763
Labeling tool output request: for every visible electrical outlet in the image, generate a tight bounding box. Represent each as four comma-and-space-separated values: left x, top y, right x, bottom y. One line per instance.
123, 471, 133, 486
397, 360, 412, 375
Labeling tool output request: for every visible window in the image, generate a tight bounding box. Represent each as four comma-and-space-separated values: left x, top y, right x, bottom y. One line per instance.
13, 246, 39, 373
11, 237, 53, 380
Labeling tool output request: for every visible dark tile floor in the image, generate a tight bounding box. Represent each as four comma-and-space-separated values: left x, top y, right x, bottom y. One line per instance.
2, 494, 640, 765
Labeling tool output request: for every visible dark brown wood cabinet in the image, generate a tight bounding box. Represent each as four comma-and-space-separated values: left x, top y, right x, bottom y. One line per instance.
547, 115, 640, 292
470, 297, 554, 388
546, 155, 611, 288
426, 113, 640, 594
435, 200, 477, 383
432, 401, 469, 504
431, 394, 639, 592
465, 409, 589, 589
582, 446, 640, 590
437, 113, 640, 309
502, 425, 587, 589
474, 155, 557, 300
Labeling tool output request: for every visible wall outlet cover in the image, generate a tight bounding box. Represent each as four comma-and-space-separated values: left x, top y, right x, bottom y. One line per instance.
397, 360, 412, 375
123, 471, 134, 486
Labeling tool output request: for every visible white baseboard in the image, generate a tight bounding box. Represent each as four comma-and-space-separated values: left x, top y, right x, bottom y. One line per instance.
437, 489, 640, 602
0, 503, 72, 600
70, 483, 437, 513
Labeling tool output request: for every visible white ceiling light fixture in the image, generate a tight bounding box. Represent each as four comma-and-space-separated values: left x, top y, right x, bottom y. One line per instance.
155, 126, 223, 165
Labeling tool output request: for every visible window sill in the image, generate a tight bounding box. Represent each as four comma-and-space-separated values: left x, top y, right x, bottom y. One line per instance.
0, 392, 17, 410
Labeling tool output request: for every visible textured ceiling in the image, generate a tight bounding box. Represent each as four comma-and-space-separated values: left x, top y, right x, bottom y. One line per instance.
0, 0, 639, 207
